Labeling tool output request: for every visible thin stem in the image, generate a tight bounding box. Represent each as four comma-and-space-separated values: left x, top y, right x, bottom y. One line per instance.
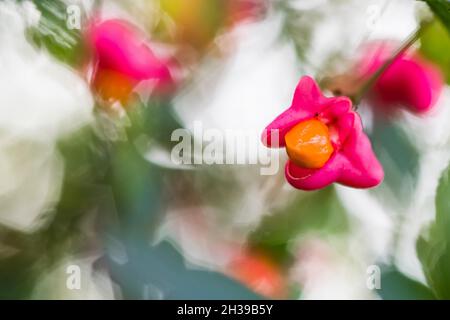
352, 20, 432, 109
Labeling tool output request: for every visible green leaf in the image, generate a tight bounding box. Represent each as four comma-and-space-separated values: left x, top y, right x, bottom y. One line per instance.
108, 240, 263, 299
420, 19, 450, 84
0, 252, 41, 299
109, 141, 165, 235
250, 187, 349, 248
369, 120, 419, 205
128, 98, 185, 149
378, 268, 436, 300
417, 162, 450, 299
422, 0, 450, 33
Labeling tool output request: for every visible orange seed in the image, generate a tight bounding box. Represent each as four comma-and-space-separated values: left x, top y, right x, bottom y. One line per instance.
284, 119, 334, 169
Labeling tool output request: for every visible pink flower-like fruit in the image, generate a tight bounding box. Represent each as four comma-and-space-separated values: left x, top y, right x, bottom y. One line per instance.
88, 19, 174, 104
357, 41, 443, 114
262, 76, 384, 191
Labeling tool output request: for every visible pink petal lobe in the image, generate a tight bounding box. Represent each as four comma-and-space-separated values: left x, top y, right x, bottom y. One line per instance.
291, 76, 328, 112
319, 97, 352, 124
337, 113, 384, 188
262, 107, 309, 147
284, 155, 343, 190
262, 76, 330, 147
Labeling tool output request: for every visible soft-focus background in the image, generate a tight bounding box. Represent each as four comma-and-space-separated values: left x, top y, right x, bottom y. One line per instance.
1, 0, 450, 299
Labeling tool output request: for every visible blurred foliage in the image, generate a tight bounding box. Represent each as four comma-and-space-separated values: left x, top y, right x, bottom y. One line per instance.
108, 240, 263, 299
277, 0, 319, 65
0, 126, 108, 299
417, 162, 450, 299
0, 97, 264, 298
25, 0, 86, 66
378, 267, 436, 300
0, 225, 40, 299
422, 0, 450, 33
420, 19, 450, 84
100, 102, 264, 299
249, 187, 349, 264
369, 120, 419, 206
91, 101, 266, 299
3, 0, 450, 300
128, 98, 184, 149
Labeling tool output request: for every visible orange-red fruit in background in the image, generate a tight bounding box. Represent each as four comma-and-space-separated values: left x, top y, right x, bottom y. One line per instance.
284, 119, 334, 169
229, 251, 287, 299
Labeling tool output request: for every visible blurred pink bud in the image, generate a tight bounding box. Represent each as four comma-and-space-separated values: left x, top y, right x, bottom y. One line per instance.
88, 19, 175, 103
262, 76, 384, 191
357, 41, 443, 114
